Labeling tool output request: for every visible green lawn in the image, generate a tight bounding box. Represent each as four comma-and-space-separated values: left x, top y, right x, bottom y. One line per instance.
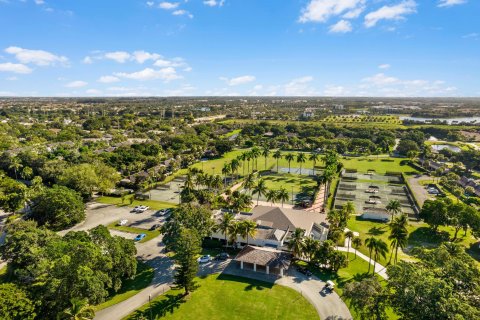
347, 217, 480, 265
341, 157, 417, 174
123, 273, 318, 320
260, 173, 317, 193
220, 129, 242, 139
107, 222, 161, 243
95, 261, 154, 311
97, 196, 177, 210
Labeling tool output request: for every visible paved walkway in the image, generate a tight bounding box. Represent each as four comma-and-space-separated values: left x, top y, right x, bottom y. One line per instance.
337, 244, 388, 280
306, 184, 326, 213
223, 264, 352, 320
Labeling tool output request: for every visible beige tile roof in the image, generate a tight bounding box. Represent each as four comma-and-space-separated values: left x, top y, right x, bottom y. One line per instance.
234, 245, 292, 268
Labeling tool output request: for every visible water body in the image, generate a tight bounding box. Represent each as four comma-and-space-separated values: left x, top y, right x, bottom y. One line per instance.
400, 116, 480, 125
431, 144, 461, 153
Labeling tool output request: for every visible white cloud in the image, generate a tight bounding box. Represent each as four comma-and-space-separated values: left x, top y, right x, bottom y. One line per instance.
98, 75, 120, 83
284, 76, 317, 96
5, 46, 68, 66
34, 0, 45, 5
104, 51, 131, 63
462, 33, 479, 39
132, 50, 161, 63
299, 0, 366, 23
364, 1, 417, 28
378, 64, 391, 69
159, 2, 179, 10
203, 0, 225, 7
86, 89, 102, 95
146, 1, 154, 7
438, 0, 467, 8
362, 73, 399, 86
172, 10, 193, 18
114, 67, 181, 81
324, 85, 348, 96
0, 62, 32, 74
329, 20, 352, 33
220, 75, 256, 86
83, 56, 93, 64
65, 80, 88, 88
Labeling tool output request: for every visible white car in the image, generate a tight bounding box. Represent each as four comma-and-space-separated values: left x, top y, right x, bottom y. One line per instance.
134, 206, 149, 213
197, 255, 211, 263
118, 219, 128, 226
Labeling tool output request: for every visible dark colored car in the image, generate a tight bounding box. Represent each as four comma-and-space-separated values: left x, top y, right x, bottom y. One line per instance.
296, 266, 312, 277
214, 252, 230, 261
149, 224, 161, 231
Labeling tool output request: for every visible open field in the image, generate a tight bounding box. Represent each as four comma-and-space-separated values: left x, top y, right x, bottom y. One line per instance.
107, 222, 161, 243
97, 196, 177, 210
341, 157, 417, 174
320, 115, 402, 125
95, 262, 154, 311
123, 273, 318, 320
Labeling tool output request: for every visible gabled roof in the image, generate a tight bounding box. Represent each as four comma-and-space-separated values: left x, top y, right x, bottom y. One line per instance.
235, 245, 292, 268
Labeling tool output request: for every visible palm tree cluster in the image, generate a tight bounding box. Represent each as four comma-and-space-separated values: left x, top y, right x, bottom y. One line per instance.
365, 237, 389, 275
181, 168, 224, 205
216, 212, 257, 248
388, 213, 409, 264
224, 190, 253, 213
287, 228, 347, 272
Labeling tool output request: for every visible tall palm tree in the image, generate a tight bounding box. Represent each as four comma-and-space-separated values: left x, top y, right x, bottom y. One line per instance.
245, 151, 253, 173
386, 199, 402, 220
303, 237, 319, 263
365, 237, 377, 274
285, 153, 295, 174
277, 187, 289, 207
372, 239, 389, 275
242, 173, 255, 192
288, 228, 305, 259
352, 237, 362, 259
309, 152, 320, 175
345, 230, 355, 264
230, 159, 240, 181
238, 152, 247, 176
273, 150, 283, 173
9, 156, 22, 180
388, 214, 409, 264
262, 146, 270, 171
252, 179, 268, 205
251, 147, 261, 171
228, 221, 241, 248
343, 201, 356, 216
218, 212, 234, 247
62, 298, 95, 320
222, 163, 231, 187
240, 220, 257, 245
296, 153, 307, 175
266, 189, 279, 206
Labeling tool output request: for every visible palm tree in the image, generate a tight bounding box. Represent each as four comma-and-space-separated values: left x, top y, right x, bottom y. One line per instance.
285, 153, 295, 173
238, 152, 247, 176
277, 187, 289, 207
303, 237, 319, 263
218, 212, 234, 247
222, 162, 231, 187
252, 179, 268, 205
342, 201, 356, 216
262, 146, 270, 170
352, 237, 362, 259
309, 152, 320, 175
388, 214, 409, 264
296, 153, 307, 175
251, 147, 261, 171
62, 298, 95, 320
345, 230, 355, 264
245, 151, 253, 173
386, 199, 402, 220
242, 173, 255, 192
288, 228, 305, 259
228, 221, 241, 248
9, 156, 22, 180
365, 237, 377, 274
371, 239, 388, 275
240, 220, 257, 245
266, 189, 278, 206
230, 159, 240, 181
273, 150, 283, 173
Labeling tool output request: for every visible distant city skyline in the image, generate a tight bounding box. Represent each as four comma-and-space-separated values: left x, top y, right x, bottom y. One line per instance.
0, 0, 479, 97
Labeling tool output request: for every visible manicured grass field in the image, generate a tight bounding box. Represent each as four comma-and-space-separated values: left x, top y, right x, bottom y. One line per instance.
107, 222, 161, 243
124, 273, 318, 320
97, 195, 176, 210
347, 217, 480, 265
95, 262, 154, 311
261, 173, 317, 193
341, 157, 417, 174
220, 129, 242, 138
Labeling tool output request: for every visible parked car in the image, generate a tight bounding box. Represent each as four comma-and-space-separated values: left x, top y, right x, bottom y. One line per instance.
197, 255, 211, 263
214, 252, 229, 261
149, 224, 161, 231
133, 205, 149, 213
118, 219, 128, 226
156, 208, 172, 216
134, 233, 147, 241
296, 266, 312, 277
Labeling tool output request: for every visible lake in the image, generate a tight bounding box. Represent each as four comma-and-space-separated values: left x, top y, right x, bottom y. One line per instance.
400, 116, 480, 125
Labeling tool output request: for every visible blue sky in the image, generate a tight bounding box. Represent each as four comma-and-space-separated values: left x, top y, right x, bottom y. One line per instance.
0, 0, 479, 97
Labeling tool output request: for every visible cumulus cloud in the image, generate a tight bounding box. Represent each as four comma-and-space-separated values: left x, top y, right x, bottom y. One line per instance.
159, 2, 179, 10
114, 67, 181, 81
83, 56, 93, 64
172, 10, 193, 18
5, 46, 68, 66
98, 75, 120, 83
65, 80, 88, 88
203, 0, 225, 7
132, 50, 161, 63
438, 0, 467, 8
284, 76, 318, 96
0, 62, 33, 74
329, 20, 352, 33
364, 1, 417, 28
299, 0, 366, 23
220, 75, 256, 86
104, 51, 131, 63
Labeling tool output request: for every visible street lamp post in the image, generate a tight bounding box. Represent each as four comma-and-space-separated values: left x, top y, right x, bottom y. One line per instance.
291, 187, 294, 206
148, 294, 153, 320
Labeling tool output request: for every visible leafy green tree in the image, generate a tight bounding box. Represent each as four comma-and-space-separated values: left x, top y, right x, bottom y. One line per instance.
343, 277, 389, 320
0, 176, 27, 213
419, 199, 449, 232
30, 185, 85, 231
60, 298, 95, 320
58, 164, 98, 200
0, 283, 36, 320
396, 139, 420, 156
173, 228, 201, 295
